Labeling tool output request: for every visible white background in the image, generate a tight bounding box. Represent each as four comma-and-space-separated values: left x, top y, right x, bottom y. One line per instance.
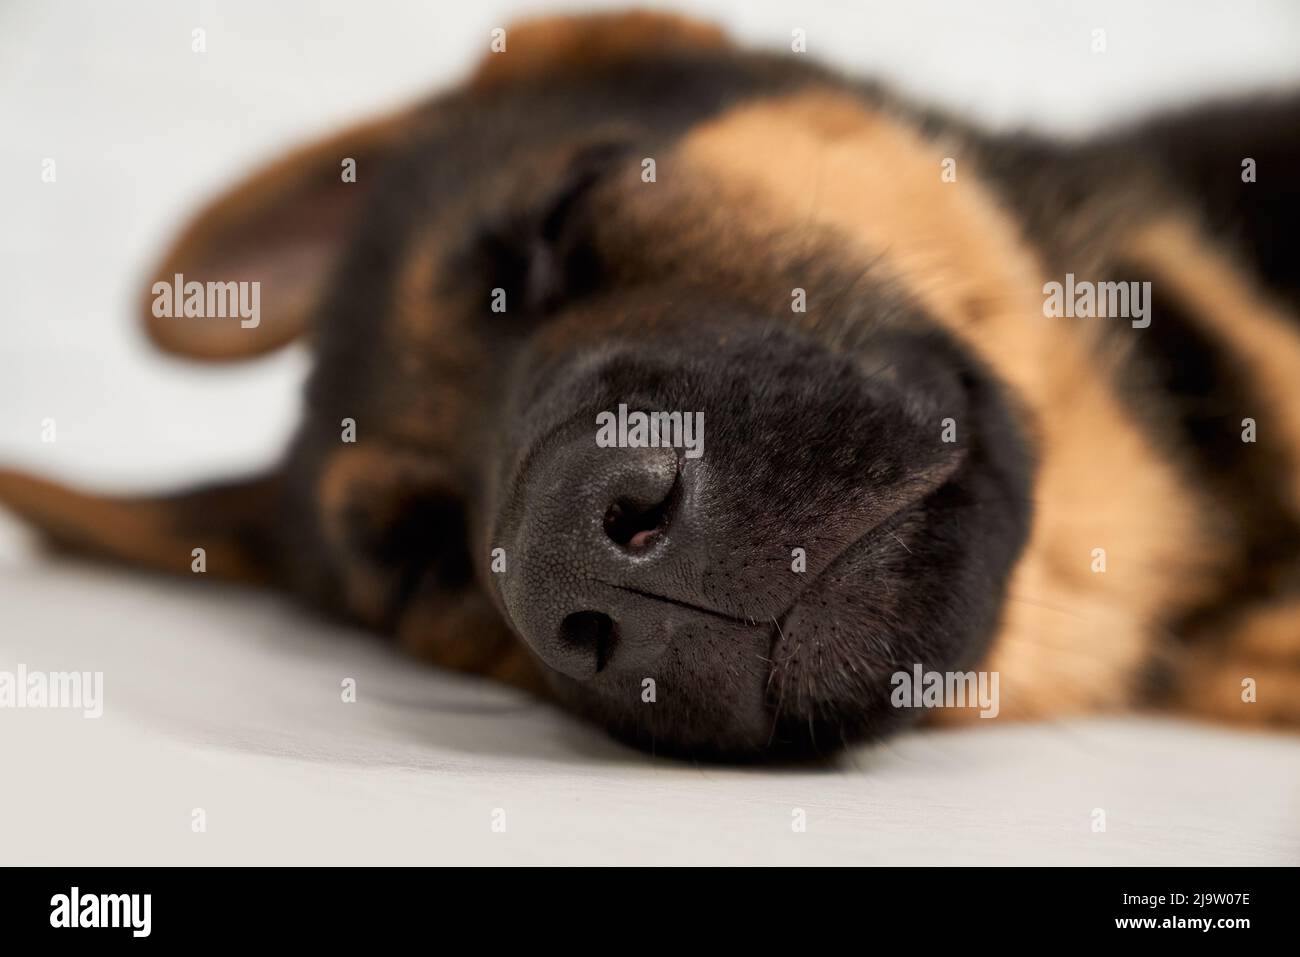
1, 1, 1299, 864
4, 0, 1300, 487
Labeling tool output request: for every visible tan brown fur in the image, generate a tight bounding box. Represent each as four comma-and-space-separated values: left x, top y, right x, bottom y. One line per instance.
470, 11, 728, 92
1113, 217, 1300, 724
1171, 599, 1300, 726
0, 468, 274, 583
672, 92, 1221, 719
1125, 216, 1300, 511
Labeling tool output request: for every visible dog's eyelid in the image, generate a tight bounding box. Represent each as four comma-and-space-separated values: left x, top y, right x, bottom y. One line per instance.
476, 140, 630, 316
539, 139, 633, 241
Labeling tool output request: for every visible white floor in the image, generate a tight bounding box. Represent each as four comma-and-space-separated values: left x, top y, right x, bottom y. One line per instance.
3, 522, 1297, 865
3, 0, 1300, 866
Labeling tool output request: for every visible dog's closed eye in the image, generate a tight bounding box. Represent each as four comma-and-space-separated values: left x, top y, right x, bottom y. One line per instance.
468, 140, 632, 315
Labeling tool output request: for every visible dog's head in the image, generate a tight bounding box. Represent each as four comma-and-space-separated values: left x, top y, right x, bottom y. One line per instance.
1, 14, 1033, 759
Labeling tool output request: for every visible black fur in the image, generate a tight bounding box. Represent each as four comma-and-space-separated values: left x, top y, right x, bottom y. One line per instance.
15, 27, 1290, 759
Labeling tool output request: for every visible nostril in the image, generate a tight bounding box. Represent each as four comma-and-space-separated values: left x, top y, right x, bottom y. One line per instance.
559, 611, 618, 672
603, 489, 674, 550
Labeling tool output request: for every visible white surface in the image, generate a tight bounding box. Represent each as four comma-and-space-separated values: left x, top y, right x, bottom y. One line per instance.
2, 537, 1298, 865
3, 1, 1300, 865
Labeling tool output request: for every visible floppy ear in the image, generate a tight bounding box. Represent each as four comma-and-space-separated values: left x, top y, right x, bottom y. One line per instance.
470, 10, 729, 91
0, 469, 282, 585
142, 108, 417, 361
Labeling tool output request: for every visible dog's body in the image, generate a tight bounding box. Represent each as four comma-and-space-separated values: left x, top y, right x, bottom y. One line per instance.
4, 13, 1299, 758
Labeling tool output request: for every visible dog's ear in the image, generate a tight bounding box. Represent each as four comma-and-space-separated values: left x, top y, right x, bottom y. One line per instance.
0, 469, 282, 585
471, 11, 729, 92
142, 109, 417, 361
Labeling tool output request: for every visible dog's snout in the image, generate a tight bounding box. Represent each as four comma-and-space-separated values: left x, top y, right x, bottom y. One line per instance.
499, 439, 691, 680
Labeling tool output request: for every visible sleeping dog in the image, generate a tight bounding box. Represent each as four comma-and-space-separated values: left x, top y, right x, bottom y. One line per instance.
3, 12, 1299, 759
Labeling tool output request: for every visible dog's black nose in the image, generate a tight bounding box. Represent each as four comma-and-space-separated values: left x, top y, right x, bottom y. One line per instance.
498, 439, 688, 680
